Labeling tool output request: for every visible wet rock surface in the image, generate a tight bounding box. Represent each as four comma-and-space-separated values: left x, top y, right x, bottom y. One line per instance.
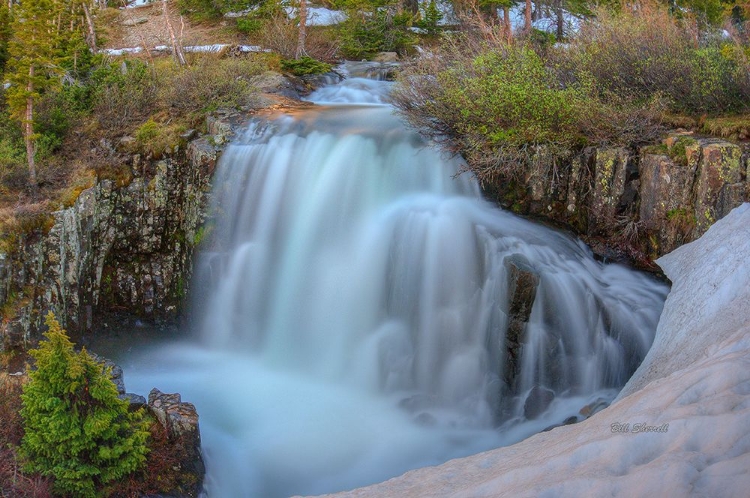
503, 255, 539, 392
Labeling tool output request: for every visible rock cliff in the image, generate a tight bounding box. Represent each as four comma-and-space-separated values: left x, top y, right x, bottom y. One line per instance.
483, 134, 749, 265
0, 136, 219, 350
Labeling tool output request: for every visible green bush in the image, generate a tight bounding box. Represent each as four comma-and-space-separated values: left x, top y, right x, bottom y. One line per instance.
392, 37, 665, 183
280, 56, 332, 75
91, 59, 160, 131
338, 2, 416, 59
393, 41, 586, 180
415, 0, 443, 36
162, 57, 264, 114
20, 313, 149, 497
553, 6, 750, 115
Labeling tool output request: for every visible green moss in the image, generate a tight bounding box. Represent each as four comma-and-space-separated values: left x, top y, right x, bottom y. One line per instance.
666, 137, 697, 166
641, 144, 669, 155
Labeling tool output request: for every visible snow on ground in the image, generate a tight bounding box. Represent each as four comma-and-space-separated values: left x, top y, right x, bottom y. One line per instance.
285, 7, 345, 26
319, 203, 750, 498
100, 44, 268, 56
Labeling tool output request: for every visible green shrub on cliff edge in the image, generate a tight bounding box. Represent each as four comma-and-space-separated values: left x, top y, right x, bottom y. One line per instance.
20, 312, 149, 497
391, 37, 663, 185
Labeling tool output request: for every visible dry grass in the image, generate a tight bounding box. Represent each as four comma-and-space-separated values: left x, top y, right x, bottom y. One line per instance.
0, 371, 54, 497
702, 114, 750, 140
107, 414, 200, 497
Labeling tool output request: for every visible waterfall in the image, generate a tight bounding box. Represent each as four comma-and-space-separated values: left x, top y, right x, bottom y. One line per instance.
121, 69, 668, 497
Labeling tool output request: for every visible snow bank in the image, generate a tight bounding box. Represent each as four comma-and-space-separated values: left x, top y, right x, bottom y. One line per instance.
320, 203, 750, 498
100, 44, 269, 56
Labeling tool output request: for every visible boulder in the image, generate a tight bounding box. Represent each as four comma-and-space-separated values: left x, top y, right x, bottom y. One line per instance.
523, 385, 555, 419
503, 255, 539, 391
148, 388, 205, 497
119, 392, 147, 411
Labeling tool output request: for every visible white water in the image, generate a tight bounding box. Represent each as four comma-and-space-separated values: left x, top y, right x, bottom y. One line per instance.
118, 72, 668, 497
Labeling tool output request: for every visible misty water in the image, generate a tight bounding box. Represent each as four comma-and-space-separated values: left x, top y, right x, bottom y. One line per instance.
113, 68, 668, 497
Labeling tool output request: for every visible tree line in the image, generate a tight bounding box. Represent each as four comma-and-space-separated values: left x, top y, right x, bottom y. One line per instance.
1, 0, 748, 193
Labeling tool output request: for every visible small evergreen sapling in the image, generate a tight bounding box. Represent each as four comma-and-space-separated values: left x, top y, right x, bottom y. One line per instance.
20, 312, 149, 497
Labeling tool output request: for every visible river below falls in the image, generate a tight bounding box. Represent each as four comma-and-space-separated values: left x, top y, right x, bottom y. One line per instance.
93, 65, 668, 497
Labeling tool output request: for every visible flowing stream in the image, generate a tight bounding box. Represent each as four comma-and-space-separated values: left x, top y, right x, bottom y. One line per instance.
116, 67, 668, 497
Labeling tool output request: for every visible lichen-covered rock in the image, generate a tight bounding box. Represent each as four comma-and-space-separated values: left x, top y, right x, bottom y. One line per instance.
693, 140, 743, 233
589, 147, 630, 231
482, 136, 748, 265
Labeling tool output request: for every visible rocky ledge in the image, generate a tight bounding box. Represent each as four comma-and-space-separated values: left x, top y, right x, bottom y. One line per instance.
483, 134, 749, 266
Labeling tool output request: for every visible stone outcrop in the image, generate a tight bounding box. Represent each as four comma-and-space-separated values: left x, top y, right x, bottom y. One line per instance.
0, 135, 219, 351
148, 388, 205, 497
484, 134, 749, 265
503, 255, 539, 392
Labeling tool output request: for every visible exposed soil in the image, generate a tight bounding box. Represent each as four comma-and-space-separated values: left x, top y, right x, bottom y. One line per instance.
100, 1, 246, 50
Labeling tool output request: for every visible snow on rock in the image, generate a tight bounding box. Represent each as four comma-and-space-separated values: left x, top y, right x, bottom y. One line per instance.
320, 203, 750, 498
101, 47, 143, 56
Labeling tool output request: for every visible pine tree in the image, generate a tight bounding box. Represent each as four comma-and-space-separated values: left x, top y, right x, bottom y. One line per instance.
5, 0, 65, 190
20, 312, 149, 497
0, 4, 11, 75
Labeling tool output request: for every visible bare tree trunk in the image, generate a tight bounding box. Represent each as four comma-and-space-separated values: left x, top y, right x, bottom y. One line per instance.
556, 0, 564, 40
24, 65, 38, 191
524, 0, 532, 33
503, 6, 511, 41
295, 0, 307, 59
163, 0, 186, 66
81, 2, 97, 51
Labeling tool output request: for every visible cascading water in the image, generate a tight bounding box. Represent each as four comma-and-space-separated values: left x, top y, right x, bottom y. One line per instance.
119, 69, 668, 497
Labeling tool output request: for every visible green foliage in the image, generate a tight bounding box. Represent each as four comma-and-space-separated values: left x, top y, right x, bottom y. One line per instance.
0, 4, 11, 75
133, 118, 186, 159
337, 0, 416, 59
162, 56, 263, 114
280, 56, 332, 75
553, 5, 750, 115
5, 0, 66, 121
392, 36, 665, 184
415, 0, 443, 36
20, 312, 149, 497
135, 118, 161, 143
675, 0, 730, 26
91, 59, 160, 130
461, 47, 584, 145
235, 0, 285, 34
0, 104, 25, 173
